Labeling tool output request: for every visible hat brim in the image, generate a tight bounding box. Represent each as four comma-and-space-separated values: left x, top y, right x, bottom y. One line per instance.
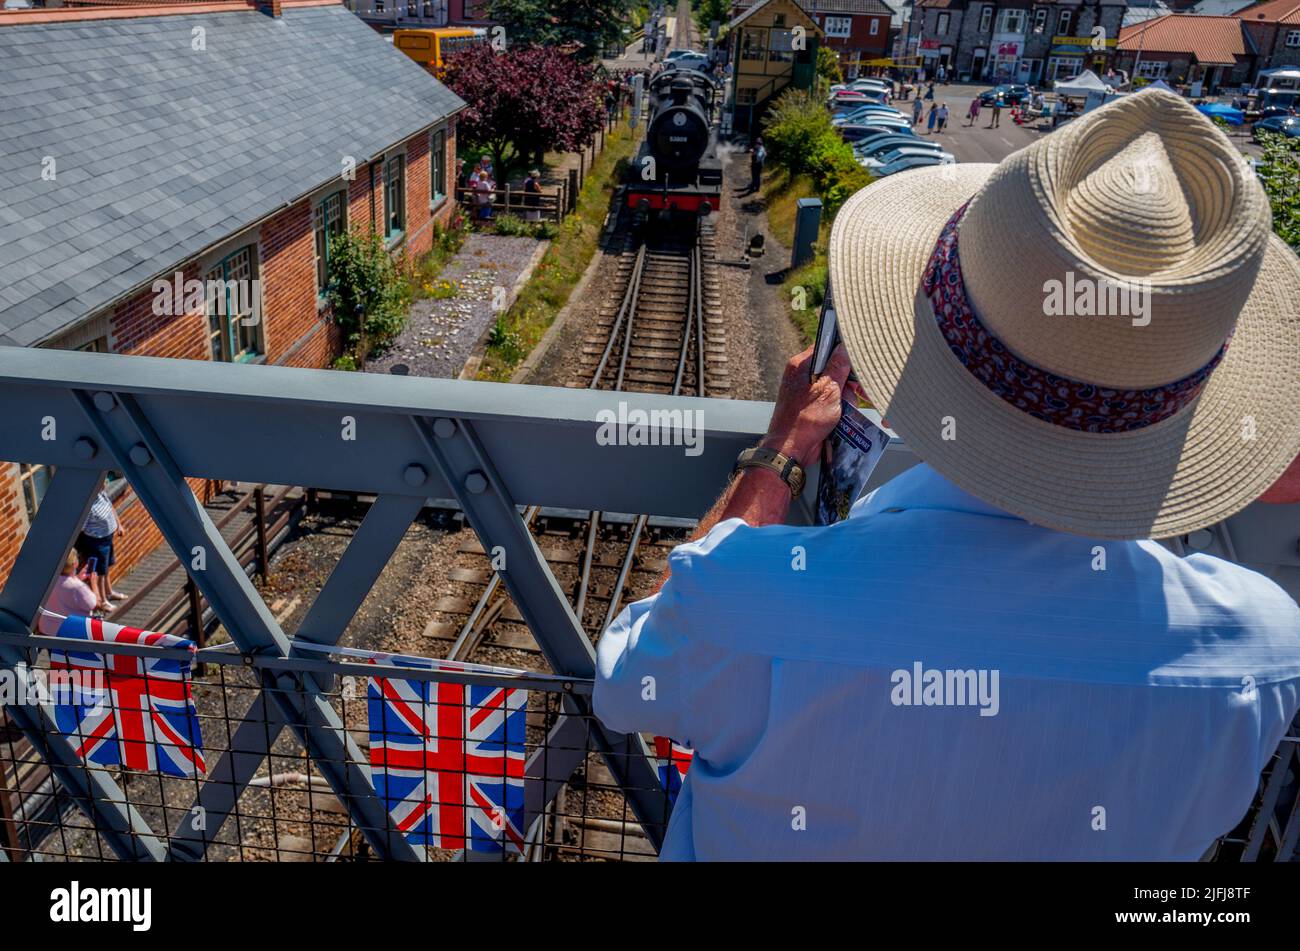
829, 164, 1300, 539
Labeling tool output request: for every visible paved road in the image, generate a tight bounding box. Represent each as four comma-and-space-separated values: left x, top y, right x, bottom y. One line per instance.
896, 83, 1262, 164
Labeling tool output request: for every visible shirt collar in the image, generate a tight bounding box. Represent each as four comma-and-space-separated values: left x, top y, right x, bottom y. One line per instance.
851, 463, 1022, 522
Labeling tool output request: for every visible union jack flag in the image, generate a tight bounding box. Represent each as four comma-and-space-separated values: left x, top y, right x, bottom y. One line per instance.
653, 736, 693, 804
47, 615, 204, 777
368, 655, 527, 853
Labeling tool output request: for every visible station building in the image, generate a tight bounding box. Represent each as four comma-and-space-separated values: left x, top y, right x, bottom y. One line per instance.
0, 0, 464, 585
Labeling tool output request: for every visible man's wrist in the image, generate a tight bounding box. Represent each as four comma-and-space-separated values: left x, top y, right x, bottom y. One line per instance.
759, 432, 817, 468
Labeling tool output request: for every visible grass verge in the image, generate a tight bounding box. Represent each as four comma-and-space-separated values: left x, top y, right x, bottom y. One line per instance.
763, 167, 832, 345
475, 125, 640, 381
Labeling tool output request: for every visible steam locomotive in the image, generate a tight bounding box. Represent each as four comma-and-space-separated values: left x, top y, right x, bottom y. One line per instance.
626, 65, 723, 221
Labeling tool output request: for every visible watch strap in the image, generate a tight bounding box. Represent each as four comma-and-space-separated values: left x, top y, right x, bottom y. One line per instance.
735, 447, 806, 498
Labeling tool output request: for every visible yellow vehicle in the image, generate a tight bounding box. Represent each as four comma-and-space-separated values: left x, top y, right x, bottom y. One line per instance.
392, 27, 489, 72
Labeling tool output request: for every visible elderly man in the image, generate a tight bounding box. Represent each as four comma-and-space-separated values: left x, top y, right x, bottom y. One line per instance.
594, 91, 1300, 861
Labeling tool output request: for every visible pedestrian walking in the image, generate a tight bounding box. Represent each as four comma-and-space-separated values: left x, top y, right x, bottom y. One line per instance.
966, 97, 981, 126
926, 102, 938, 133
749, 136, 767, 193
936, 102, 949, 133
989, 95, 1004, 128
937, 64, 947, 84
924, 82, 935, 101
912, 96, 923, 125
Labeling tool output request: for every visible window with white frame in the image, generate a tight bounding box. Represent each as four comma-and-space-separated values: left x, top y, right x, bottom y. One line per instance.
869, 18, 880, 35
979, 5, 993, 32
999, 9, 1026, 33
430, 128, 447, 206
1058, 9, 1074, 35
1135, 60, 1167, 79
1032, 8, 1047, 33
1287, 29, 1300, 47
825, 15, 851, 38
206, 244, 263, 363
937, 12, 950, 33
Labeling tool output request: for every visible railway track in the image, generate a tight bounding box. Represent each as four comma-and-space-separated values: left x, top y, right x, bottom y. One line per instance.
418, 218, 724, 860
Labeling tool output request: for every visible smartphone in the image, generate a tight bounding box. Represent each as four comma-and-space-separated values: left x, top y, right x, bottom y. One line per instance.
811, 277, 840, 382
85, 557, 98, 576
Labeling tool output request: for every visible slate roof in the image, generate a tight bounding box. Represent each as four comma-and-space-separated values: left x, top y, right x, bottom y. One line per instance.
0, 3, 465, 346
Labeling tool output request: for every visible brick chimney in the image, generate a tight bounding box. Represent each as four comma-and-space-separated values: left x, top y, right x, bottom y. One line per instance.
261, 0, 282, 16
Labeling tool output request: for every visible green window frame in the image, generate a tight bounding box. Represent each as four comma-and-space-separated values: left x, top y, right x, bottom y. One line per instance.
384, 155, 405, 241
313, 189, 347, 296
206, 245, 263, 364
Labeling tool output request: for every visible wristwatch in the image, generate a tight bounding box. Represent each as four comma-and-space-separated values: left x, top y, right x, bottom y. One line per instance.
734, 446, 806, 499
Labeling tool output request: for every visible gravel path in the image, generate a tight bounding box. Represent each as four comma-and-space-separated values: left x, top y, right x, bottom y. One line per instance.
366, 233, 542, 379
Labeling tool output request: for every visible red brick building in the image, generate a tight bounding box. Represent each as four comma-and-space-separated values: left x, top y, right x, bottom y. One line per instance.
731, 0, 894, 75
0, 0, 465, 588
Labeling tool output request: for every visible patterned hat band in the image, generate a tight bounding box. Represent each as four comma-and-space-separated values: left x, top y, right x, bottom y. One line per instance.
921, 202, 1230, 434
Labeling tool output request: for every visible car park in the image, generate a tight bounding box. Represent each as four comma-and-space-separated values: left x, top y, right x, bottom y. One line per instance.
848, 128, 920, 151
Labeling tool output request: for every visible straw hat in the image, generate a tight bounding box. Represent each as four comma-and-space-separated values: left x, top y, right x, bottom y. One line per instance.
829, 89, 1300, 539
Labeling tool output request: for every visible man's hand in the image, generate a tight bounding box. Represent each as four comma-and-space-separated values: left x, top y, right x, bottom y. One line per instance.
760, 344, 853, 467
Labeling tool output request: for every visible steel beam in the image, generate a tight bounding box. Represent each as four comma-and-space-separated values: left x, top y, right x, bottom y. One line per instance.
0, 465, 166, 861
411, 415, 671, 850
72, 389, 422, 861
164, 493, 426, 861
0, 346, 773, 519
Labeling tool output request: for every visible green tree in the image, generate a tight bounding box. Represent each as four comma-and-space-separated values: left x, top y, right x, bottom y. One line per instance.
1255, 132, 1300, 253
487, 0, 637, 60
816, 46, 841, 91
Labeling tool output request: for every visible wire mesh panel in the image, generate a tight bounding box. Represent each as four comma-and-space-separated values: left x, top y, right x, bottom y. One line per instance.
0, 632, 674, 862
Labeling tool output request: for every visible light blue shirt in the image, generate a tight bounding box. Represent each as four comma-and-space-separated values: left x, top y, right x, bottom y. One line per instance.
594, 464, 1300, 861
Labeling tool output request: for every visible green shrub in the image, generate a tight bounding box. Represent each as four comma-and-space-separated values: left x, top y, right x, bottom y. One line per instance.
1256, 131, 1300, 252
325, 228, 412, 366
494, 213, 532, 236
763, 88, 872, 217
332, 353, 358, 371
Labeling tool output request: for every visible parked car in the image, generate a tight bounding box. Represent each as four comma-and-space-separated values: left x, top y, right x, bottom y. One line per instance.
1253, 115, 1300, 141
828, 90, 886, 107
667, 52, 711, 73
861, 148, 955, 174
855, 136, 945, 159
1255, 105, 1295, 120
849, 129, 921, 152
849, 79, 891, 93
979, 83, 1031, 105
833, 105, 907, 124
840, 125, 920, 145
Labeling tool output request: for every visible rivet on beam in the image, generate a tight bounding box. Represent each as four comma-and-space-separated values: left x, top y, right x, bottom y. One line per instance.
73, 437, 98, 460
92, 391, 117, 412
128, 444, 153, 467
464, 471, 489, 495
433, 418, 457, 439
403, 464, 427, 487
